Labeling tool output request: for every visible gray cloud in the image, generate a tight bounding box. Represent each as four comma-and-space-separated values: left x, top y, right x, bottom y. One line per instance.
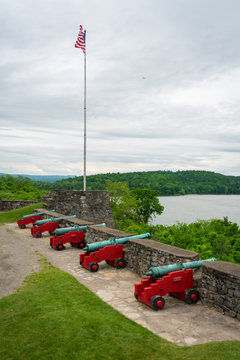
0, 0, 240, 176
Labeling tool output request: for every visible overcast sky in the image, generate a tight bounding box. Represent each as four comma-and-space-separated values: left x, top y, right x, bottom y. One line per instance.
1, 0, 240, 176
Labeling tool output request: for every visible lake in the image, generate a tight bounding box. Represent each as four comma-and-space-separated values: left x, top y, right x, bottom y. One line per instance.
151, 195, 240, 226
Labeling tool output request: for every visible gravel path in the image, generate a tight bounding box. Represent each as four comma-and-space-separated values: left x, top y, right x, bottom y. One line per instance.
1, 222, 240, 346
0, 225, 39, 298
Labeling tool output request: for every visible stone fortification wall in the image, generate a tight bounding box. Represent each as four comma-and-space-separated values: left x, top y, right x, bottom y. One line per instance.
85, 226, 200, 277
85, 226, 131, 243
201, 261, 240, 320
0, 200, 38, 211
124, 238, 200, 277
43, 190, 114, 228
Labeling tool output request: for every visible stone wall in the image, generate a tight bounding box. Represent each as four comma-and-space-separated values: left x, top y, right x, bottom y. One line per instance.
0, 200, 38, 211
124, 238, 200, 277
85, 226, 131, 243
201, 261, 240, 320
85, 226, 200, 277
43, 190, 114, 228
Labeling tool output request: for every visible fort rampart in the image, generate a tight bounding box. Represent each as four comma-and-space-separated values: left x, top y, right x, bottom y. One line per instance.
1, 190, 239, 320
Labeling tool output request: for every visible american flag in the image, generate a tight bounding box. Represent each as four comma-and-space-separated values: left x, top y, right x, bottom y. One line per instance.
75, 25, 86, 53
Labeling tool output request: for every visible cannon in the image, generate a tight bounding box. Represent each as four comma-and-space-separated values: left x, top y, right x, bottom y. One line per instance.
17, 210, 55, 229
50, 223, 106, 250
134, 258, 216, 310
31, 215, 77, 238
80, 233, 150, 272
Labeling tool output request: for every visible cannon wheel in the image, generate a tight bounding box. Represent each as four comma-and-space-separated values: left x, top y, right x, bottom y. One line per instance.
115, 258, 126, 269
89, 262, 99, 272
20, 224, 26, 229
184, 289, 200, 304
150, 295, 165, 310
77, 241, 86, 249
56, 243, 64, 251
35, 232, 42, 238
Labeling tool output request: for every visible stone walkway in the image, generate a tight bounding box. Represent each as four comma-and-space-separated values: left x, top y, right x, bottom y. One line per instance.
1, 223, 240, 346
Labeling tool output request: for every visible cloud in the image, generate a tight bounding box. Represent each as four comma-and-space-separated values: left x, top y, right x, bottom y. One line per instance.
0, 0, 240, 176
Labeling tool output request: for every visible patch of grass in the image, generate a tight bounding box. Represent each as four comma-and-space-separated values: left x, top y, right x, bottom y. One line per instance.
0, 202, 44, 225
0, 263, 239, 360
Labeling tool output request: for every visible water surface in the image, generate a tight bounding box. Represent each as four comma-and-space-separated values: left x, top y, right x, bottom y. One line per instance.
151, 195, 240, 226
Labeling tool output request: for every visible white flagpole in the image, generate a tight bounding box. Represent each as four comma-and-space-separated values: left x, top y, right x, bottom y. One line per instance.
83, 30, 87, 192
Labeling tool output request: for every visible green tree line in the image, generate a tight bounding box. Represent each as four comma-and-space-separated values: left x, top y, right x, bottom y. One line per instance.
34, 170, 240, 195
0, 175, 48, 200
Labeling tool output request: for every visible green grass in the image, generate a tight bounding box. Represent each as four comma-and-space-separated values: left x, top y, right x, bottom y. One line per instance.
0, 259, 239, 360
0, 202, 44, 225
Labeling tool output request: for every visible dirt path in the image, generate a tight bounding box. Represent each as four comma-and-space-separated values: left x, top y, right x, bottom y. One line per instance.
1, 223, 240, 346
0, 226, 39, 298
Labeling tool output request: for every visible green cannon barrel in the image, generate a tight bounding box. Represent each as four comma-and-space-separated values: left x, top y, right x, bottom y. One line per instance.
22, 209, 55, 219
22, 212, 45, 219
53, 223, 106, 236
83, 233, 150, 252
34, 215, 77, 226
146, 258, 216, 277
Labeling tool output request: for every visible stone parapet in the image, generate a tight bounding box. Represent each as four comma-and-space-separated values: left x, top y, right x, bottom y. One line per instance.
124, 238, 200, 277
0, 200, 38, 211
85, 225, 131, 244
201, 261, 240, 320
42, 190, 114, 228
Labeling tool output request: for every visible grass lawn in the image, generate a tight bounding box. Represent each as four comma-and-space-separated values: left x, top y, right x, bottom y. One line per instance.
0, 202, 44, 225
0, 257, 239, 360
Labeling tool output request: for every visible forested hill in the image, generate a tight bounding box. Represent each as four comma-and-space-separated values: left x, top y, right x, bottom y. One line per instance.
37, 170, 240, 195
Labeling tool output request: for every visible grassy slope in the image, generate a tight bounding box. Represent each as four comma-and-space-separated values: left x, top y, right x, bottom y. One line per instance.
0, 259, 239, 360
0, 202, 44, 225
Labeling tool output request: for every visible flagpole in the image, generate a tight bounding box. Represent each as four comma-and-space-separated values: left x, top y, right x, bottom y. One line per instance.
83, 30, 87, 192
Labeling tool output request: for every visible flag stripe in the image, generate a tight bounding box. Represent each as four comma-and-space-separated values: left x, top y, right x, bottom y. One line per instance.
75, 25, 86, 53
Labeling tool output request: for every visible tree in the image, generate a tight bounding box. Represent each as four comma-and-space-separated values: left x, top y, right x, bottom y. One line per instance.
131, 188, 164, 223
106, 181, 139, 228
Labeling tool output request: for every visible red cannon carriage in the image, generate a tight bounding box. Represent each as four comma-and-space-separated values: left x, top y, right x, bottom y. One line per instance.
49, 223, 106, 250
134, 258, 216, 310
80, 233, 150, 272
17, 210, 55, 229
17, 213, 42, 229
31, 215, 76, 238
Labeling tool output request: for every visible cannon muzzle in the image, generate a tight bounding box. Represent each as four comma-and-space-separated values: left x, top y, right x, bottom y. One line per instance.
53, 223, 106, 236
83, 233, 150, 252
34, 215, 77, 226
146, 258, 216, 277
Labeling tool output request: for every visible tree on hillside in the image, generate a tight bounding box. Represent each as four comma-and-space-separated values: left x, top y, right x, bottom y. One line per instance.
106, 181, 139, 227
131, 188, 164, 223
106, 181, 164, 227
